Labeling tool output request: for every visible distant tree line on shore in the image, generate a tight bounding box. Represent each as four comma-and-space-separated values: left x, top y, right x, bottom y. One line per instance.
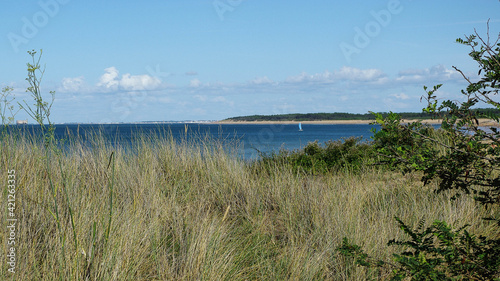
225, 108, 500, 122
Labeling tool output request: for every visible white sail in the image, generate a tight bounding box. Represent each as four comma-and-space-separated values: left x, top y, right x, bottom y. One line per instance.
298, 122, 303, 131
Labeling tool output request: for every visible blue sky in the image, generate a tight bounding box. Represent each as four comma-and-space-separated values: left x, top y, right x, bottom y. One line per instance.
1, 0, 500, 123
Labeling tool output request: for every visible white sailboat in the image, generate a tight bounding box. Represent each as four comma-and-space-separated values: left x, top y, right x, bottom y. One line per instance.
298, 122, 303, 131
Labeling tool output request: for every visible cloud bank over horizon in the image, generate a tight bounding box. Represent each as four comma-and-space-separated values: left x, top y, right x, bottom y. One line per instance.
29, 63, 470, 123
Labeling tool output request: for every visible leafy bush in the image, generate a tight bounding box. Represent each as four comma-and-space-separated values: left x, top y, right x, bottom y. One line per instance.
339, 218, 500, 280
370, 111, 454, 175
338, 26, 500, 280
256, 136, 376, 174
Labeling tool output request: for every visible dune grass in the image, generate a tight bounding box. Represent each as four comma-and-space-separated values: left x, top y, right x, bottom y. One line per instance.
0, 129, 495, 280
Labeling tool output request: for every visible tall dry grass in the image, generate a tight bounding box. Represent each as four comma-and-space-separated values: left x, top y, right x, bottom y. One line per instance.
0, 130, 495, 280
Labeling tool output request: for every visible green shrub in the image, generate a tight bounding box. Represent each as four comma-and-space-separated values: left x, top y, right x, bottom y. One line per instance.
256, 136, 376, 174
338, 27, 500, 280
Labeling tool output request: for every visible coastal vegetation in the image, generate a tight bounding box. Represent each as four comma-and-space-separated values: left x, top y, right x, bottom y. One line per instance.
256, 136, 376, 175
1, 125, 492, 280
338, 29, 500, 279
1, 26, 500, 280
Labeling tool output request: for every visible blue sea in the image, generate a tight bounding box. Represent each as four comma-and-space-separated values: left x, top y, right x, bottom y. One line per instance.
13, 123, 380, 160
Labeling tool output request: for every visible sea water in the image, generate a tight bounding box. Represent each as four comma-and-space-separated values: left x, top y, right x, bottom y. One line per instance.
12, 123, 381, 160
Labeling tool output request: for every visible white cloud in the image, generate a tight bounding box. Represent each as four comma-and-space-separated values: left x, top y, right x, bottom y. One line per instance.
284, 67, 387, 85
285, 72, 311, 83
120, 73, 161, 91
334, 66, 386, 82
60, 76, 85, 92
97, 67, 162, 91
285, 71, 338, 84
251, 76, 274, 85
190, 79, 202, 88
391, 93, 410, 100
97, 67, 120, 90
396, 64, 462, 84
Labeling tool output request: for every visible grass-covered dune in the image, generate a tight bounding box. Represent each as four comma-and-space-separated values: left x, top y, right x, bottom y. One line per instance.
0, 131, 494, 280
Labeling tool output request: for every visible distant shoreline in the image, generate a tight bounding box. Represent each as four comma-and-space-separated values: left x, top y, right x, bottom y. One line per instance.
214, 120, 375, 125
16, 118, 497, 126
214, 119, 499, 126
214, 119, 439, 125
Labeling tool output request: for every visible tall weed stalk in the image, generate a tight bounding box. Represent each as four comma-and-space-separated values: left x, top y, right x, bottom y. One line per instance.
18, 50, 81, 279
